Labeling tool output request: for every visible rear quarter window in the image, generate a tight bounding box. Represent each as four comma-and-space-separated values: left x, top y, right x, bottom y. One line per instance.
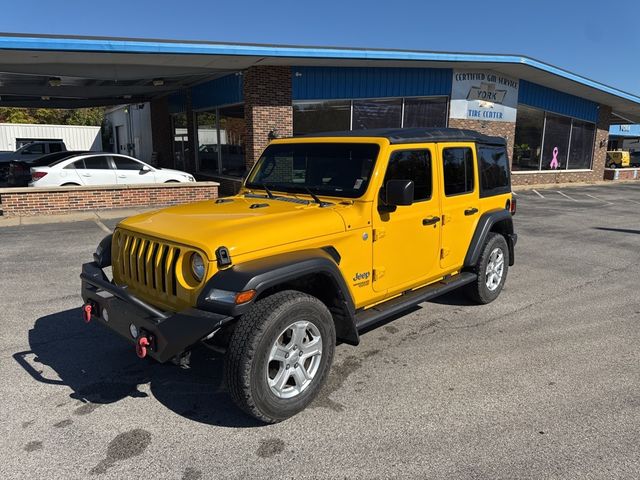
477, 145, 511, 197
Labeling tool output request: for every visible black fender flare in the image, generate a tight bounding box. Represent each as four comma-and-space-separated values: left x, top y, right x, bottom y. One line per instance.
196, 248, 360, 345
464, 209, 517, 268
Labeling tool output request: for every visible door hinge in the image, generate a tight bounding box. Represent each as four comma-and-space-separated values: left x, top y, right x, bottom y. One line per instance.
440, 248, 450, 259
372, 228, 386, 242
373, 267, 386, 281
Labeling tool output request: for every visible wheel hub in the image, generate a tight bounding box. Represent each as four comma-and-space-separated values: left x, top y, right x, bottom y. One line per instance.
267, 320, 323, 399
485, 247, 505, 292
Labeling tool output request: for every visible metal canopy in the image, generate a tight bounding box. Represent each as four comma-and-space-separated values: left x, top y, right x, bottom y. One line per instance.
0, 32, 639, 123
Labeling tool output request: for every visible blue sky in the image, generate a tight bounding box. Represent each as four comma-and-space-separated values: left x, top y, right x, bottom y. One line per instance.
3, 0, 640, 95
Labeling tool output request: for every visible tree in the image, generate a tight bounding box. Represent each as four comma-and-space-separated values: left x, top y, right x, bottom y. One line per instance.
0, 107, 105, 126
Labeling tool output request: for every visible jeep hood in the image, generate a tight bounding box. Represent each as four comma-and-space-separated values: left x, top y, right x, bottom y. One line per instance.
117, 196, 347, 259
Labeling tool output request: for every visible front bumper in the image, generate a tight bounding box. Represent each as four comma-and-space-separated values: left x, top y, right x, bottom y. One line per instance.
80, 262, 234, 362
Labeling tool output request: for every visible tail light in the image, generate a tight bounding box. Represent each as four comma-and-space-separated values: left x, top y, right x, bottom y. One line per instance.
509, 196, 517, 216
32, 171, 48, 181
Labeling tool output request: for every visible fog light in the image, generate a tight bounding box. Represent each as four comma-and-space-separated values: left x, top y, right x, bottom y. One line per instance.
102, 308, 109, 322
129, 324, 139, 339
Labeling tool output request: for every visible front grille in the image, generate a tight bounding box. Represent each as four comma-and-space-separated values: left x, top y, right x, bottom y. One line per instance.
115, 231, 181, 299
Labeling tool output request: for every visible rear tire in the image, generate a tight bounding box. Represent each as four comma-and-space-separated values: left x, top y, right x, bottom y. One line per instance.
466, 232, 509, 304
224, 290, 336, 423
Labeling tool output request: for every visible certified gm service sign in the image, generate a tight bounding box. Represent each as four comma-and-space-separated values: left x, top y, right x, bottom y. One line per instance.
450, 70, 519, 122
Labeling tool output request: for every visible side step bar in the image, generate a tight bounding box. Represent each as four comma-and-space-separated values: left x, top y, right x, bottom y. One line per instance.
354, 272, 477, 332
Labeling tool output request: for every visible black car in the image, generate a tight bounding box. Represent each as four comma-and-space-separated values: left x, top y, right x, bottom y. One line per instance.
7, 151, 89, 187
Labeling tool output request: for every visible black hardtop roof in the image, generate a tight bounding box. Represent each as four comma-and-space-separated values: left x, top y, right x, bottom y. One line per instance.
300, 128, 507, 146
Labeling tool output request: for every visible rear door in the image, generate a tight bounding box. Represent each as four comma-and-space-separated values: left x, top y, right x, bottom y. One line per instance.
437, 143, 480, 270
75, 156, 117, 186
112, 155, 155, 184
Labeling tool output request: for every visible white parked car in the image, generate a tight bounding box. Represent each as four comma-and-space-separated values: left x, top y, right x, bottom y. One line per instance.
29, 153, 196, 187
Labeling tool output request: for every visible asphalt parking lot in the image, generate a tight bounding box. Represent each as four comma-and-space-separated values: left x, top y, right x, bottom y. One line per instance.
1, 182, 639, 479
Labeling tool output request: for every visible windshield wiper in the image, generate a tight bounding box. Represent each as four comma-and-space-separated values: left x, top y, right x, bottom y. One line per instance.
304, 187, 328, 207
259, 182, 274, 199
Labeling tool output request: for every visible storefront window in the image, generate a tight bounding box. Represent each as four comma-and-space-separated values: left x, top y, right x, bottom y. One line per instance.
541, 113, 571, 170
293, 101, 351, 135
513, 106, 545, 171
514, 105, 596, 172
196, 111, 219, 174
568, 120, 596, 170
292, 97, 449, 135
219, 104, 246, 177
352, 98, 402, 129
403, 97, 448, 128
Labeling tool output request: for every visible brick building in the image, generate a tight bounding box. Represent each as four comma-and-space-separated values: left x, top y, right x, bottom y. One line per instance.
2, 34, 640, 196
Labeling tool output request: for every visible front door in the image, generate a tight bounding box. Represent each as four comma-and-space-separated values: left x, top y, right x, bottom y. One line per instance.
437, 143, 480, 270
112, 155, 155, 184
372, 146, 442, 293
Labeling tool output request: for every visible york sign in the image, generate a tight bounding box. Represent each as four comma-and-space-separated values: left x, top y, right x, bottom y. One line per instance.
450, 70, 519, 123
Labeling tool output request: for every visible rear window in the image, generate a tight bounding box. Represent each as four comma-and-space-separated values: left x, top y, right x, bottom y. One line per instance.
477, 145, 511, 197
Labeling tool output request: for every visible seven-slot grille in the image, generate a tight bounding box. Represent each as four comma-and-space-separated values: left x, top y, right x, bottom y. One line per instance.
115, 231, 181, 298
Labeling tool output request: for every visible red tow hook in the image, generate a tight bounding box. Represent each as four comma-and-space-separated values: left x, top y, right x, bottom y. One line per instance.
136, 336, 150, 359
82, 303, 93, 323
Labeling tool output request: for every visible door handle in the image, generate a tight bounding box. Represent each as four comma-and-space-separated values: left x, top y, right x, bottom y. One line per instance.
117, 175, 127, 178
422, 216, 440, 226
81, 173, 91, 177
464, 207, 479, 216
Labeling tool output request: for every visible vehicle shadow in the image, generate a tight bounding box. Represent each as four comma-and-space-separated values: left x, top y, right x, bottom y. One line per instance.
594, 227, 640, 235
14, 308, 262, 428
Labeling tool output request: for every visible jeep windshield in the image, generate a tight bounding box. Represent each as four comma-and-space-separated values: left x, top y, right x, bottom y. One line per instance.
246, 142, 379, 199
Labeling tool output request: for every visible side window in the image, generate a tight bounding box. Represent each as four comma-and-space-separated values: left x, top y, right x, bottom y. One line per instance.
83, 156, 112, 169
22, 144, 45, 155
478, 145, 510, 197
383, 150, 432, 201
443, 147, 474, 196
49, 143, 63, 153
113, 156, 143, 170
66, 159, 85, 169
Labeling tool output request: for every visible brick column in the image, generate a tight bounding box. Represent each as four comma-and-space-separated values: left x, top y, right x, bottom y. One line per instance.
243, 66, 293, 170
150, 97, 173, 168
593, 104, 611, 180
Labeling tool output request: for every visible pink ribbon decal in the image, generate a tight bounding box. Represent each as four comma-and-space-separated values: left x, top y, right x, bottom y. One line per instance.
550, 146, 559, 169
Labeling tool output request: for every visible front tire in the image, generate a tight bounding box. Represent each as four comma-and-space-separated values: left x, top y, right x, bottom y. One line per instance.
224, 290, 336, 423
466, 232, 509, 304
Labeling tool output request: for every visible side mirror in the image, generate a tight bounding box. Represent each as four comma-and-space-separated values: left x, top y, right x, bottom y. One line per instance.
379, 179, 414, 214
140, 165, 152, 173
386, 179, 414, 206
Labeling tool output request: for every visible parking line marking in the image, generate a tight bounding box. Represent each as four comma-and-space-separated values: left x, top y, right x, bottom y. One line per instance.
584, 193, 613, 205
94, 219, 111, 234
557, 191, 578, 201
512, 192, 518, 196
532, 189, 545, 198
627, 199, 640, 205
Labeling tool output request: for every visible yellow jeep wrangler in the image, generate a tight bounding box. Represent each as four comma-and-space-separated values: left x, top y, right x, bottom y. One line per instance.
81, 128, 517, 423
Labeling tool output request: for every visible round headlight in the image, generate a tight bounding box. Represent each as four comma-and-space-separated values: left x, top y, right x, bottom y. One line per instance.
191, 252, 205, 282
